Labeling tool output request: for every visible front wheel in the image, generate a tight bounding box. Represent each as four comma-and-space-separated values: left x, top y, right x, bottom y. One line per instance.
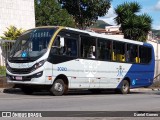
50, 79, 68, 96
119, 80, 130, 94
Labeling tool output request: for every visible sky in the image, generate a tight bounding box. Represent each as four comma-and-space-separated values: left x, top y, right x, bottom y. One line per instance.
99, 0, 160, 30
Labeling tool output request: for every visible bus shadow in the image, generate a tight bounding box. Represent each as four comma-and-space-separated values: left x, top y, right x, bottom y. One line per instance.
3, 88, 148, 96
66, 90, 146, 96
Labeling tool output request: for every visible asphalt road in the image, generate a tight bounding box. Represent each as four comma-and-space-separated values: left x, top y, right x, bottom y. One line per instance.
0, 89, 160, 120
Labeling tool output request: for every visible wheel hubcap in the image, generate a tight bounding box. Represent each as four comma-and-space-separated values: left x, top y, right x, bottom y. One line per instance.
54, 83, 63, 92
123, 83, 128, 92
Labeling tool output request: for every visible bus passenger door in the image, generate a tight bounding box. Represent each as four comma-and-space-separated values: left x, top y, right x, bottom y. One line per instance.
79, 36, 100, 88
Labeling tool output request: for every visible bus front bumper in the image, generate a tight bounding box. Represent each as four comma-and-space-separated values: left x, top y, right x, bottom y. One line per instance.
6, 71, 50, 85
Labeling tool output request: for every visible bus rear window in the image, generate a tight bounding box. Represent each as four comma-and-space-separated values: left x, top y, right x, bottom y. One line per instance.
139, 46, 152, 64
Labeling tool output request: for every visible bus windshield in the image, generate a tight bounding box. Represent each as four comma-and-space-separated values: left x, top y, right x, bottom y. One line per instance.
9, 28, 56, 60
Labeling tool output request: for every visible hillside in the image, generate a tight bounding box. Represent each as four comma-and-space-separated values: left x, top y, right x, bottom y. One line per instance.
152, 29, 160, 36
91, 20, 111, 29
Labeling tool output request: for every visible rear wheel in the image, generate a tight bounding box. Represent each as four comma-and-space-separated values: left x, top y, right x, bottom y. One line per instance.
119, 80, 130, 94
50, 79, 68, 96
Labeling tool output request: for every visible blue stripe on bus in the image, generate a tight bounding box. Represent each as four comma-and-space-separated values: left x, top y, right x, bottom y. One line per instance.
116, 47, 155, 89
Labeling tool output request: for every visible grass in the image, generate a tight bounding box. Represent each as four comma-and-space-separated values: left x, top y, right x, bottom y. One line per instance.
0, 66, 6, 76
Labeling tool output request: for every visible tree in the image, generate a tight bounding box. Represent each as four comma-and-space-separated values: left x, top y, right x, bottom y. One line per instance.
0, 26, 24, 59
35, 0, 75, 27
59, 0, 111, 29
0, 25, 24, 40
114, 2, 152, 42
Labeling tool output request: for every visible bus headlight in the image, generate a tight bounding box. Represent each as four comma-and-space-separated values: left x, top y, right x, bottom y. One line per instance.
32, 60, 46, 71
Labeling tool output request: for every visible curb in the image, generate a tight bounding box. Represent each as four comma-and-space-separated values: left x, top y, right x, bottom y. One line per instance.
131, 88, 160, 92
0, 88, 4, 93
0, 88, 21, 93
151, 88, 160, 91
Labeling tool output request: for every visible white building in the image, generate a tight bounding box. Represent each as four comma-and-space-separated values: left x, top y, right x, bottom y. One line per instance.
0, 0, 35, 36
105, 25, 120, 32
0, 0, 35, 66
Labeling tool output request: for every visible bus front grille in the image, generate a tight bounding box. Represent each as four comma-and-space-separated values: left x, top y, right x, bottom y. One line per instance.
8, 68, 32, 74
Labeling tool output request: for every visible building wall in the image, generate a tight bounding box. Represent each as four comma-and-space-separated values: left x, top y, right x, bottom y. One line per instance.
0, 0, 35, 36
147, 40, 160, 60
106, 34, 124, 39
105, 26, 120, 32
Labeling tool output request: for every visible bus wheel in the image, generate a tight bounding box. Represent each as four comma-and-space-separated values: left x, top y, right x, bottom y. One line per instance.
120, 80, 130, 94
50, 79, 67, 96
21, 86, 34, 95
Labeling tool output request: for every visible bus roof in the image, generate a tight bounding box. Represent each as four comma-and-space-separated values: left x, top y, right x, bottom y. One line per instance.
34, 26, 152, 47
64, 27, 150, 46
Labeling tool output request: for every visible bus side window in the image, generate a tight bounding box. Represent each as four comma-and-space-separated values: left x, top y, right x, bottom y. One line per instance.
126, 44, 139, 63
97, 38, 111, 61
51, 36, 61, 55
113, 42, 125, 62
51, 34, 78, 57
61, 38, 77, 57
139, 46, 151, 64
81, 36, 96, 59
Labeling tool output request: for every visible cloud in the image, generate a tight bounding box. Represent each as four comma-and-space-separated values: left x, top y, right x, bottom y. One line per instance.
154, 0, 160, 10
98, 6, 117, 25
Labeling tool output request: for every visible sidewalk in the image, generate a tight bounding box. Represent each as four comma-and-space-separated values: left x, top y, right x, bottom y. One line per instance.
131, 88, 160, 92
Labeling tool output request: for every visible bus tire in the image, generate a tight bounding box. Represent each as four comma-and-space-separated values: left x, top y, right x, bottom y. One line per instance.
21, 86, 34, 95
50, 79, 67, 96
119, 80, 130, 94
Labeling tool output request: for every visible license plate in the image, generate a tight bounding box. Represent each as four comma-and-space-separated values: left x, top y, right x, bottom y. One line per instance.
15, 76, 22, 80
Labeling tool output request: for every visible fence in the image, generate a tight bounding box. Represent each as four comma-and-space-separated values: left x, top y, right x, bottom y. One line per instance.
0, 39, 15, 66
154, 60, 160, 81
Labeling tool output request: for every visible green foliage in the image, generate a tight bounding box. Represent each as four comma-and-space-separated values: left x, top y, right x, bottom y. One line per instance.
114, 2, 152, 42
0, 66, 6, 76
1, 26, 24, 40
35, 0, 75, 27
59, 0, 111, 29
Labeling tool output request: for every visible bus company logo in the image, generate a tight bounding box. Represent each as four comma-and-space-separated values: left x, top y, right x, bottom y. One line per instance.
80, 60, 101, 78
2, 112, 11, 117
132, 79, 136, 85
21, 51, 27, 57
117, 66, 124, 77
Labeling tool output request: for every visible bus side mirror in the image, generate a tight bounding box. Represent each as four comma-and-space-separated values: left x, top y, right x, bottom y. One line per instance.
60, 37, 64, 47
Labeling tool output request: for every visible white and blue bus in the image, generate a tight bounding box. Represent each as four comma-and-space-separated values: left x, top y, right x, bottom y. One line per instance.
6, 26, 155, 95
